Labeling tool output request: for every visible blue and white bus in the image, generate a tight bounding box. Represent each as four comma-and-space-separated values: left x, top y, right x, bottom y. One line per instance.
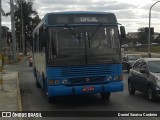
32, 11, 126, 103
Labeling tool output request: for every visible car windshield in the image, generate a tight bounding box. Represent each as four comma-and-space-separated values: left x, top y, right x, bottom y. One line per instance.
148, 61, 160, 73
127, 55, 140, 60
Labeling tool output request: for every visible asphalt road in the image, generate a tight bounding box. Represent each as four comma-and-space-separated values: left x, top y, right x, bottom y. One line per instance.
5, 60, 160, 120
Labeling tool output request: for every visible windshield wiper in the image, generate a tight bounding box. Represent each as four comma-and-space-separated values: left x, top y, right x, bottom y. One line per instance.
65, 24, 83, 40
87, 24, 102, 41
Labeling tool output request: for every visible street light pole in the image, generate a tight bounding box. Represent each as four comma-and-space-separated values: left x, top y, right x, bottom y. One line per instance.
0, 0, 3, 91
20, 0, 25, 55
10, 0, 17, 62
148, 1, 160, 58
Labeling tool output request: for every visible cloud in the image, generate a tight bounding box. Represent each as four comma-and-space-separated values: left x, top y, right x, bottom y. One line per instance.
1, 0, 160, 32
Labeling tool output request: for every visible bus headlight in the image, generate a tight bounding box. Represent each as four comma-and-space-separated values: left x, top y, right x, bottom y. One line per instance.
62, 79, 68, 84
107, 76, 112, 81
54, 80, 60, 84
114, 75, 123, 80
114, 76, 119, 80
120, 75, 123, 80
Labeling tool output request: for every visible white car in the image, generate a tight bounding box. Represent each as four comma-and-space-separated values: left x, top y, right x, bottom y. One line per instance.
121, 44, 128, 48
135, 43, 142, 46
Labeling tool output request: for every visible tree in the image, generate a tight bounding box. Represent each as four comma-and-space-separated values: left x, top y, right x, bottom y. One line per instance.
14, 0, 41, 53
6, 0, 41, 53
137, 27, 154, 44
137, 27, 148, 44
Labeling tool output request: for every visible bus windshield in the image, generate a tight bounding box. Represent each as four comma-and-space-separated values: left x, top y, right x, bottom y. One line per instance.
48, 26, 120, 66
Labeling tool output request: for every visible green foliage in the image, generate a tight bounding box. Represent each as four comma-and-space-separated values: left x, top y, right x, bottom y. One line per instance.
134, 45, 160, 53
14, 0, 41, 52
5, 0, 41, 52
137, 27, 148, 44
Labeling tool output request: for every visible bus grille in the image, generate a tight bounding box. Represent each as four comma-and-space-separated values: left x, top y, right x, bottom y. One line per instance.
60, 64, 114, 77
69, 76, 105, 84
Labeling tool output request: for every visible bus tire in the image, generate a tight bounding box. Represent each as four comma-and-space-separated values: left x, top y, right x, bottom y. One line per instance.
42, 74, 46, 91
48, 96, 56, 103
100, 92, 110, 101
36, 78, 41, 88
35, 70, 41, 88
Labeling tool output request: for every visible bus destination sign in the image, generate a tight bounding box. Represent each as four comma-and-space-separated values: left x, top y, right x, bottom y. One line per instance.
74, 16, 108, 24
80, 17, 98, 22
48, 14, 116, 25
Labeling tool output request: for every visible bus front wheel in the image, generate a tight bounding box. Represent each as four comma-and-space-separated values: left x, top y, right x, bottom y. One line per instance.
48, 96, 56, 103
100, 92, 110, 101
36, 79, 41, 88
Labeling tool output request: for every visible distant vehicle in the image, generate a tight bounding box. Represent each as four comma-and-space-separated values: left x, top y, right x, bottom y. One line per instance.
122, 54, 141, 73
121, 44, 128, 48
32, 11, 126, 103
18, 52, 23, 55
151, 43, 158, 45
128, 58, 160, 102
135, 43, 142, 47
29, 56, 33, 67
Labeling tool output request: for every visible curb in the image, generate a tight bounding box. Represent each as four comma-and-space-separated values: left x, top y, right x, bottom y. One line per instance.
16, 72, 23, 120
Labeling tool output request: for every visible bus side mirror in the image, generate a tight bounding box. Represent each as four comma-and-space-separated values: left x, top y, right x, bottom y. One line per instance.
120, 26, 126, 39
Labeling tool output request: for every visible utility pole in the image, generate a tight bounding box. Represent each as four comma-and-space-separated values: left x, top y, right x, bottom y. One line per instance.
10, 0, 17, 62
0, 0, 3, 90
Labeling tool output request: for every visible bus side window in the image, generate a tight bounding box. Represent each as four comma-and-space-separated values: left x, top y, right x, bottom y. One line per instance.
36, 30, 39, 52
37, 27, 47, 53
34, 33, 37, 52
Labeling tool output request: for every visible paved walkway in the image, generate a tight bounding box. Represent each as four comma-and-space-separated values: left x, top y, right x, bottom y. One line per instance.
0, 68, 22, 120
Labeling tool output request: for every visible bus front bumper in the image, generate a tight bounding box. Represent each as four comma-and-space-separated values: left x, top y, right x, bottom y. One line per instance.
48, 81, 123, 97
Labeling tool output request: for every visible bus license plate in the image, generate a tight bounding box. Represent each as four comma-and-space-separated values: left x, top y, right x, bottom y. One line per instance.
83, 86, 95, 92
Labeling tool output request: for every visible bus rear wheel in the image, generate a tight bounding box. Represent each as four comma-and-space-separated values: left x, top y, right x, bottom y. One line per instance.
100, 92, 110, 101
35, 70, 41, 88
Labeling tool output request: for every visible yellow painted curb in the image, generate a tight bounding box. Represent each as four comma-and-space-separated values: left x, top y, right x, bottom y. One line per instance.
0, 79, 2, 84
16, 72, 23, 120
0, 66, 3, 71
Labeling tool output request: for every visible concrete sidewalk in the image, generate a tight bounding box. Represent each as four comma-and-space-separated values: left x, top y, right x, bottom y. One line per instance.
0, 69, 22, 112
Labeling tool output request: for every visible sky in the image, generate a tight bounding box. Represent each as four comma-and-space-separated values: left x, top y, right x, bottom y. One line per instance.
1, 0, 160, 33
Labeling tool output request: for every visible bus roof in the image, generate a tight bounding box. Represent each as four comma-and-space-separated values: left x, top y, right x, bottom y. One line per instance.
33, 11, 117, 35
46, 11, 115, 15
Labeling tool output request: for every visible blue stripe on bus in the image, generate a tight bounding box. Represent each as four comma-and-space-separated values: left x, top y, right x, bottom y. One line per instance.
47, 81, 123, 97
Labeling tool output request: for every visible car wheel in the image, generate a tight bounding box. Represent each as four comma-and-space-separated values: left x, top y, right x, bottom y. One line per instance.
100, 92, 110, 101
128, 81, 135, 95
147, 87, 155, 102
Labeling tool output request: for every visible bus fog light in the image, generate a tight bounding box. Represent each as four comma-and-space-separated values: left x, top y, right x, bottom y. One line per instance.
49, 80, 54, 85
62, 79, 68, 84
